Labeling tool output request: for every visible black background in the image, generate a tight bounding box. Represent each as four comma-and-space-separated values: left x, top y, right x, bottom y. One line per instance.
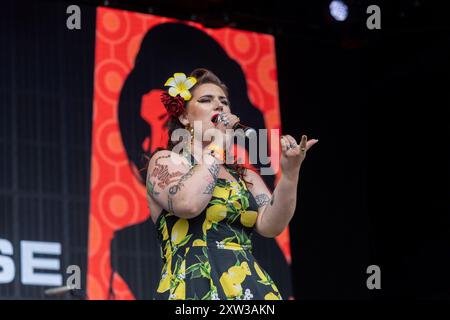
0, 0, 95, 298
276, 1, 450, 299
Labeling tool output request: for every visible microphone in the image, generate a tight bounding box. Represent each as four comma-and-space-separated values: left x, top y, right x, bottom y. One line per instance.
211, 114, 257, 138
44, 285, 87, 299
44, 285, 73, 296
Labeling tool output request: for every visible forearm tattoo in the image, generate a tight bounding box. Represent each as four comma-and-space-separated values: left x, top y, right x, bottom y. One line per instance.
202, 163, 219, 195
208, 163, 219, 180
160, 160, 219, 198
168, 166, 197, 196
151, 156, 184, 189
203, 181, 215, 195
255, 194, 271, 208
146, 178, 160, 197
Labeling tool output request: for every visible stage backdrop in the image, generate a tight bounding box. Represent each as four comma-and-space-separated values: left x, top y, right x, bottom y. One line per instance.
87, 7, 292, 300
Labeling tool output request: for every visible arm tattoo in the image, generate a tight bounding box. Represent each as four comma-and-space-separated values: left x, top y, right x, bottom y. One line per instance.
255, 194, 270, 208
146, 178, 160, 197
151, 156, 184, 189
168, 166, 197, 195
169, 184, 179, 195
208, 163, 219, 180
203, 181, 215, 195
203, 164, 219, 195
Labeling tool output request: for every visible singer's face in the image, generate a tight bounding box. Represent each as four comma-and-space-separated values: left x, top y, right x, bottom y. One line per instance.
186, 83, 231, 132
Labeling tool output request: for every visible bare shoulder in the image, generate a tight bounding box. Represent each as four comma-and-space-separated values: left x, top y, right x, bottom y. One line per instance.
146, 150, 189, 223
243, 168, 272, 211
146, 150, 191, 191
147, 150, 189, 172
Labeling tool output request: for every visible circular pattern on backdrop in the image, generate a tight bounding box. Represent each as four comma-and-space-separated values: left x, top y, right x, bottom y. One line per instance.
95, 59, 128, 105
88, 215, 102, 259
130, 168, 147, 200
109, 194, 129, 218
98, 182, 140, 230
126, 35, 143, 68
257, 54, 278, 96
97, 10, 131, 45
100, 250, 112, 287
224, 29, 260, 65
87, 274, 104, 300
96, 120, 127, 166
245, 78, 265, 111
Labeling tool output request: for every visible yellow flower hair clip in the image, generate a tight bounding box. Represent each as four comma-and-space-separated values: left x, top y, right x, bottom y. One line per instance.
164, 73, 197, 101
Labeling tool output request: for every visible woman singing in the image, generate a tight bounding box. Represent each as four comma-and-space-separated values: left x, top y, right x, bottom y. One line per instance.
146, 68, 318, 300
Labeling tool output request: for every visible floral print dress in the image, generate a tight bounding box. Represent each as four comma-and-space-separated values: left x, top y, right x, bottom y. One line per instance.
153, 162, 283, 300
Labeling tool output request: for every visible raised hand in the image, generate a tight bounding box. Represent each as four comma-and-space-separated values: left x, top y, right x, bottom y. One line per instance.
280, 134, 318, 175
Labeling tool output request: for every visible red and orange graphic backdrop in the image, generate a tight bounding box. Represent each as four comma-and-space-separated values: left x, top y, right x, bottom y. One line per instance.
87, 7, 289, 300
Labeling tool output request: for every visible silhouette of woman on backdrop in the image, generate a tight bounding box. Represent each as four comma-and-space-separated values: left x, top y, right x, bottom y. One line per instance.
113, 23, 294, 299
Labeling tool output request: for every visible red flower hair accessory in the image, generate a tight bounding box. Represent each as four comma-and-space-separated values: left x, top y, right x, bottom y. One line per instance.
160, 92, 185, 117
161, 73, 197, 117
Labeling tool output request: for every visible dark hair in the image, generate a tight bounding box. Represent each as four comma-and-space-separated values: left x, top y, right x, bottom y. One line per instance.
142, 68, 249, 182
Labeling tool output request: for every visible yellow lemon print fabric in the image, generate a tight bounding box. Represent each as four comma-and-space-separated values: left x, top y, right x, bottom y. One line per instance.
153, 165, 283, 300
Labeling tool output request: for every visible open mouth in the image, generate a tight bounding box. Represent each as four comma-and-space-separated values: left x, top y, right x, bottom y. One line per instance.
211, 113, 219, 125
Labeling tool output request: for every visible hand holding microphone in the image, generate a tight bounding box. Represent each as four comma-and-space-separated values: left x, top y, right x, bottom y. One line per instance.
211, 112, 256, 137
212, 112, 239, 130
